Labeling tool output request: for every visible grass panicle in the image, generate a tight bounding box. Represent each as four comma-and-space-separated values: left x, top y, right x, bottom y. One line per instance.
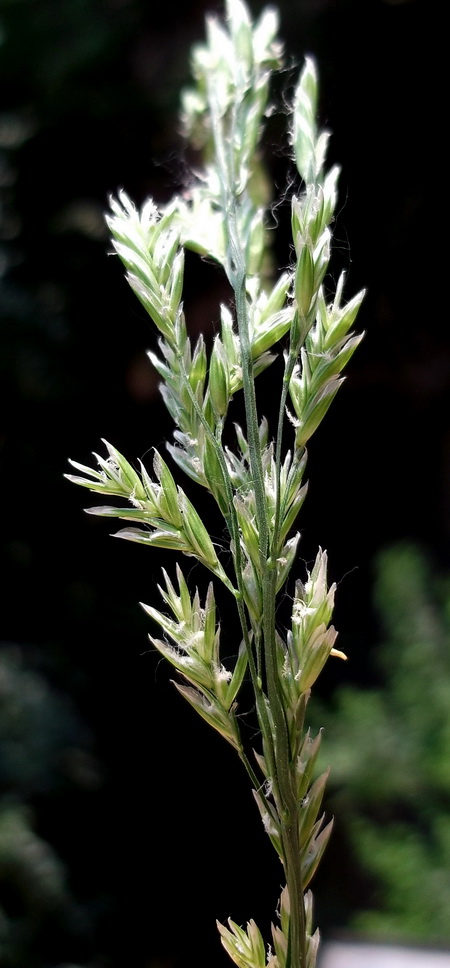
66, 2, 364, 965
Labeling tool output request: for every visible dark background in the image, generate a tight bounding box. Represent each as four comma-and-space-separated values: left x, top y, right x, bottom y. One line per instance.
0, 0, 446, 965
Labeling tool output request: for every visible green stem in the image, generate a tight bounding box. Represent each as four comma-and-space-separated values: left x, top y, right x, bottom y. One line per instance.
283, 822, 307, 968
204, 82, 282, 798
262, 565, 306, 968
226, 161, 307, 968
207, 76, 307, 968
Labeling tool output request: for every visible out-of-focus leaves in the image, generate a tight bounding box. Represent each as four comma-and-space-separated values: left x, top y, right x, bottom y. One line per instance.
312, 544, 450, 945
0, 644, 104, 966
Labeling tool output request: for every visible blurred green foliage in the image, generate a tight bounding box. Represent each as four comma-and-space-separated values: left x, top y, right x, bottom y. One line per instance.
314, 544, 450, 944
0, 644, 103, 967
